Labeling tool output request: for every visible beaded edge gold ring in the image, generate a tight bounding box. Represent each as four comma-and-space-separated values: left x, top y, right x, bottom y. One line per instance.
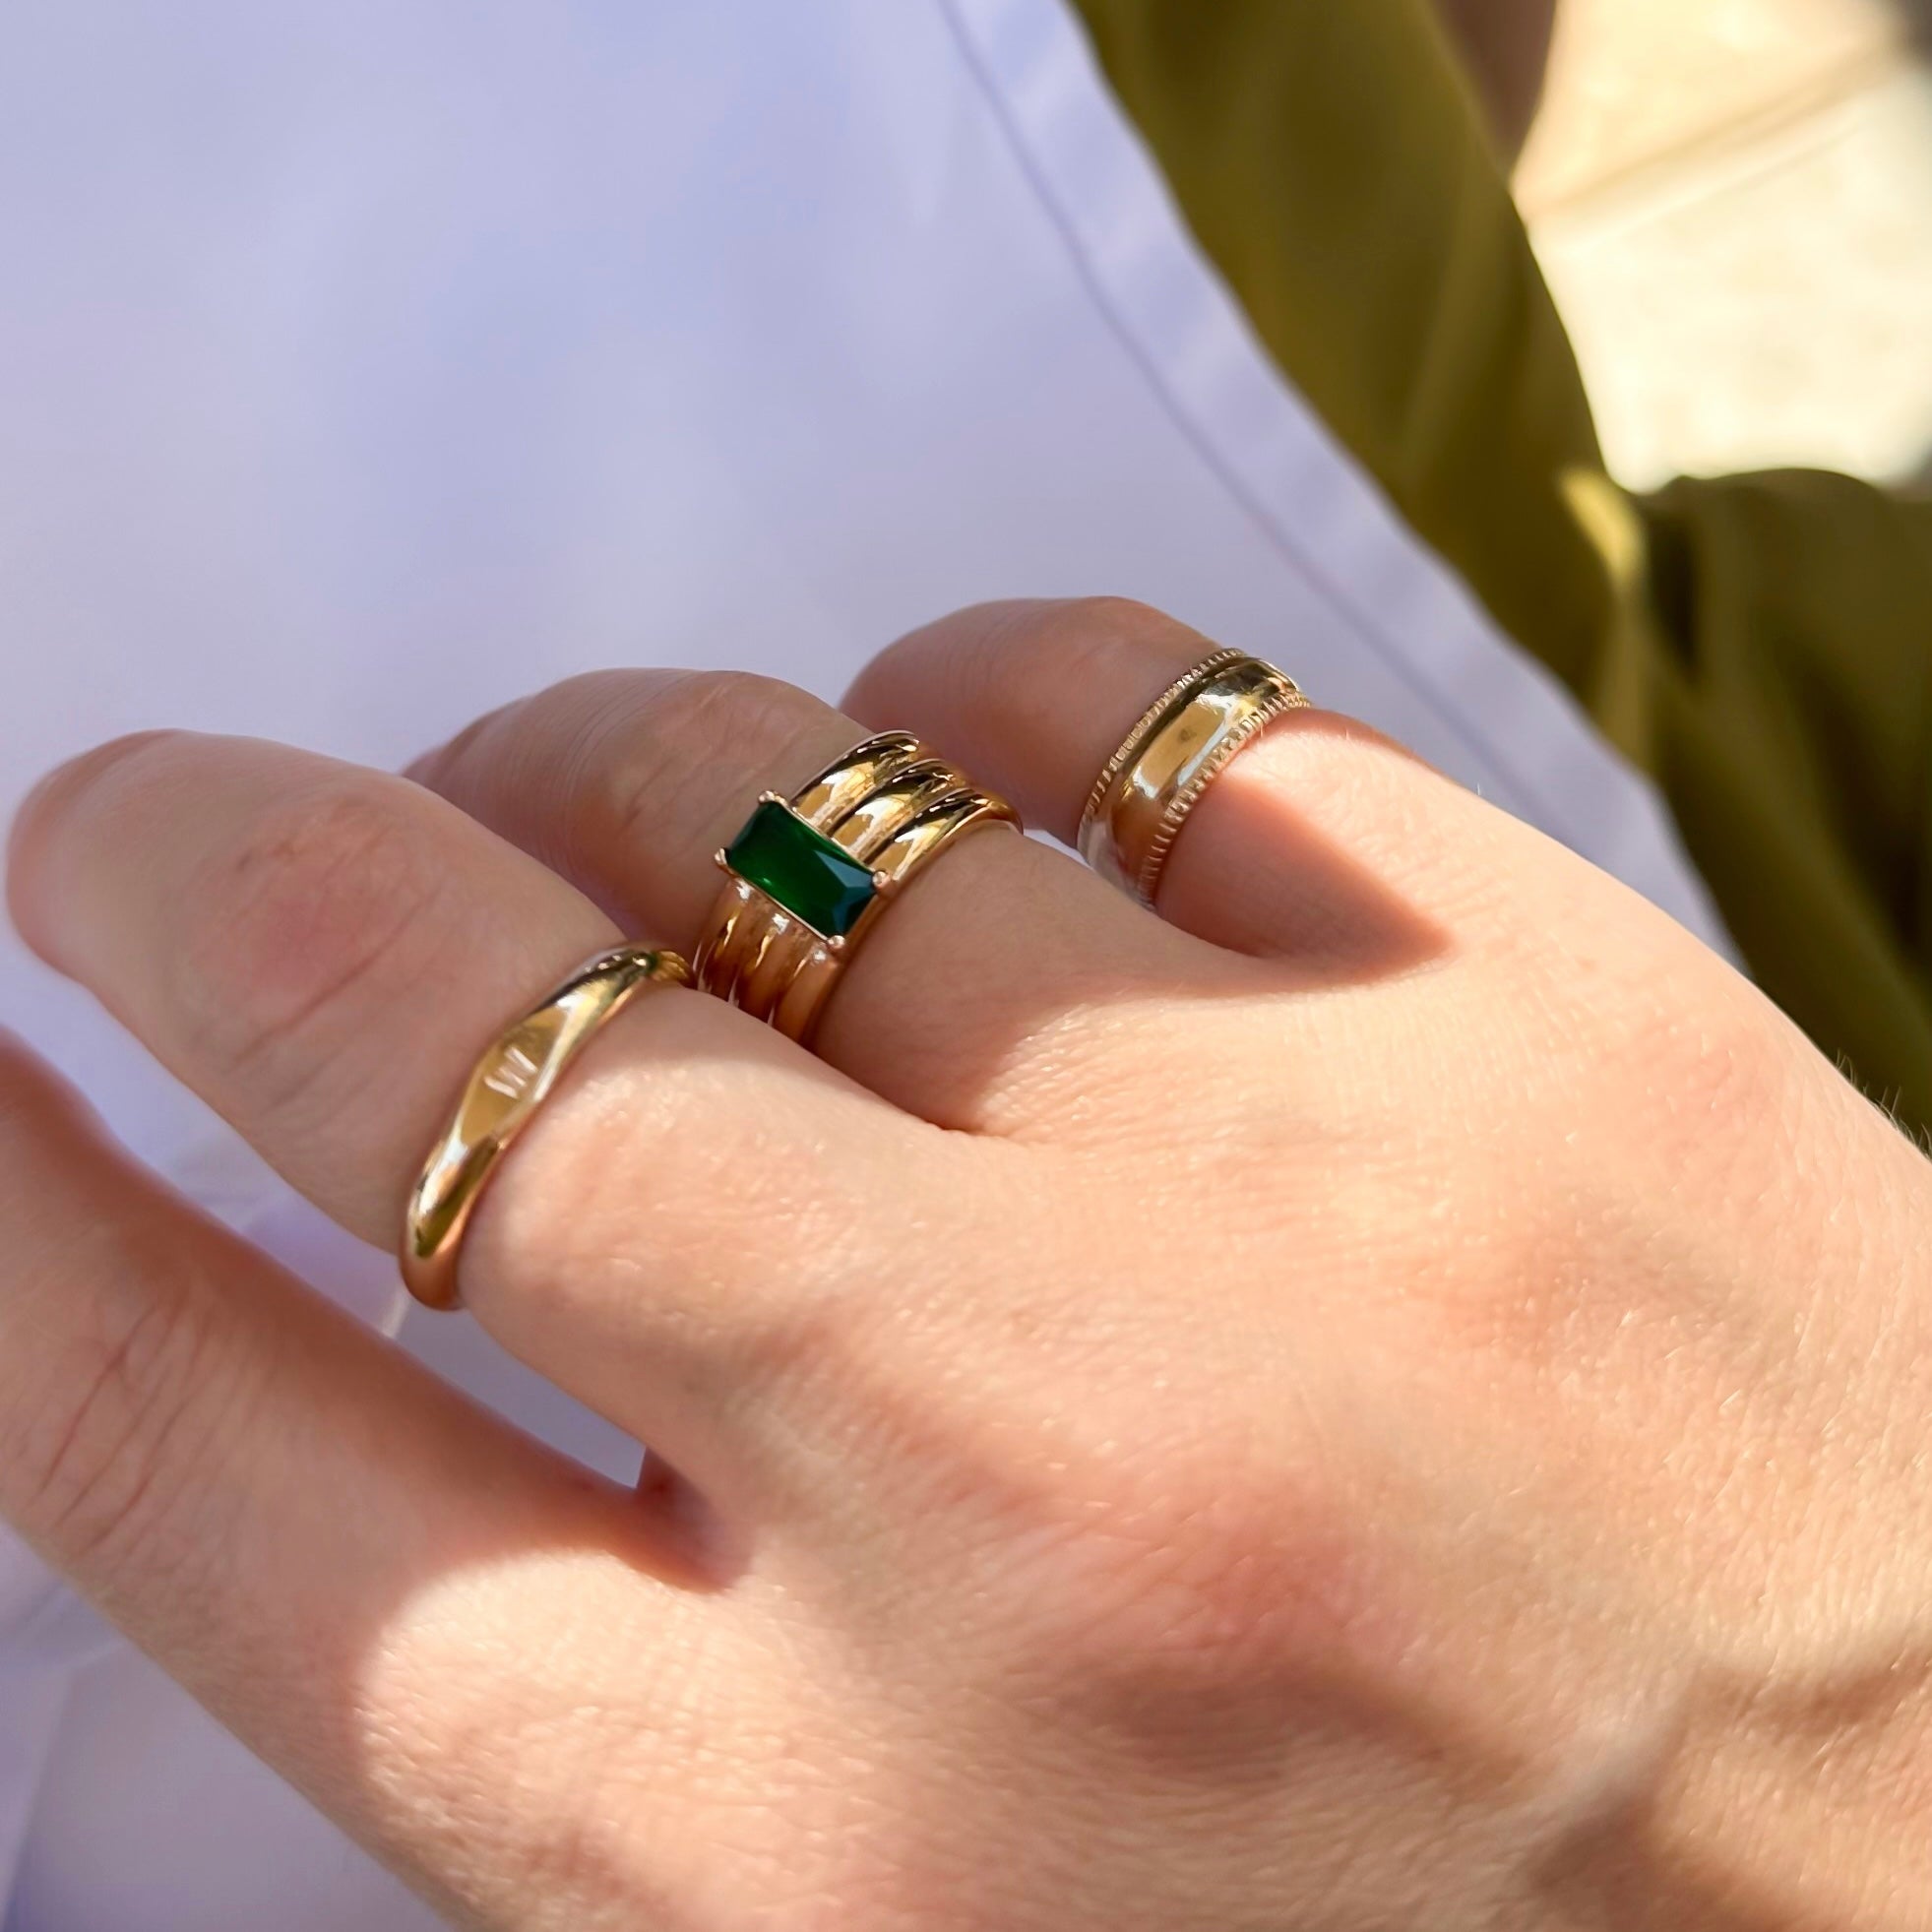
1078, 650, 1309, 907
693, 732, 1021, 1045
401, 943, 691, 1311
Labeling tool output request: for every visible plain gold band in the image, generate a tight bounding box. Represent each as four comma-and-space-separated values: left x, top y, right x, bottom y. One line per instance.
401, 944, 691, 1311
1079, 652, 1309, 906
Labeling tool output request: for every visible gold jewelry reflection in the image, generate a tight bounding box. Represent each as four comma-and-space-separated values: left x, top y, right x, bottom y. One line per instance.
1079, 651, 1309, 907
401, 944, 690, 1311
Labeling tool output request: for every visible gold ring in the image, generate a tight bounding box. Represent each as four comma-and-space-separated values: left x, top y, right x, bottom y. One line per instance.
694, 733, 1021, 1043
401, 944, 691, 1311
1079, 650, 1309, 906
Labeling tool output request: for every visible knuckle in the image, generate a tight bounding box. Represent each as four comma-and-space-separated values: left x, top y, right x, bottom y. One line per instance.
1420, 965, 1805, 1370
884, 1378, 1400, 1744
1004, 1452, 1385, 1704
360, 1643, 639, 1898
582, 670, 824, 876
457, 996, 753, 1315
483, 1070, 841, 1356
176, 775, 445, 1104
654, 667, 819, 770
1554, 956, 1798, 1184
1052, 593, 1176, 639
8, 1238, 230, 1582
1033, 596, 1189, 681
1655, 993, 1794, 1142
663, 666, 816, 743
620, 669, 816, 803
1007, 599, 1219, 771
1640, 986, 1811, 1206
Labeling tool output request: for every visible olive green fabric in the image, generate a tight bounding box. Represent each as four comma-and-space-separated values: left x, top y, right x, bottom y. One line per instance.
1070, 0, 1932, 1130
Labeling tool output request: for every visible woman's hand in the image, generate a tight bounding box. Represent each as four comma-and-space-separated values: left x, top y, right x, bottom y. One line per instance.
6, 597, 1931, 1930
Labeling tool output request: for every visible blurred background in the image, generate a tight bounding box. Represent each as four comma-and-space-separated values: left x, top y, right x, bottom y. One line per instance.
1445, 0, 1932, 490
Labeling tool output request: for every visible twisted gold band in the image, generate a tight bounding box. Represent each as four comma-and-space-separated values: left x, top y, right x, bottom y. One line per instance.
1079, 651, 1309, 906
401, 944, 691, 1311
694, 733, 1020, 1044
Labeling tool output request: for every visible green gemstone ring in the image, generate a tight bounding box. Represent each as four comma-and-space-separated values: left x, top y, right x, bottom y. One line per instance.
692, 733, 1020, 1043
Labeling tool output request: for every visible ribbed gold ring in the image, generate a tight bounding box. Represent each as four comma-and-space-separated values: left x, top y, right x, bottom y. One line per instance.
693, 733, 1021, 1044
401, 944, 691, 1311
1078, 651, 1309, 906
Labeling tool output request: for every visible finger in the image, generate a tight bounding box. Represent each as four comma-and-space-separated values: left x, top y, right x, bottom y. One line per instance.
844, 597, 1526, 965
8, 731, 618, 1238
405, 668, 1238, 1134
5, 730, 939, 1508
0, 1030, 763, 1927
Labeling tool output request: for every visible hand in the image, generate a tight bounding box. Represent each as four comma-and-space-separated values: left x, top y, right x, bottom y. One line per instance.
5, 597, 1931, 1930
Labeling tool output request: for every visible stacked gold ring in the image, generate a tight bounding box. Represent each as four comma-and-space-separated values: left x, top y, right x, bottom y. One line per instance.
1079, 649, 1308, 907
694, 732, 1020, 1043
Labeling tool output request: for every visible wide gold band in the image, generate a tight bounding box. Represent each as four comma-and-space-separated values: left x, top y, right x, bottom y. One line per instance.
1079, 651, 1309, 906
401, 944, 691, 1311
694, 732, 1020, 1044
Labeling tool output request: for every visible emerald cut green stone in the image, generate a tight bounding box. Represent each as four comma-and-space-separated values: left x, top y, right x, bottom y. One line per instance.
725, 799, 877, 939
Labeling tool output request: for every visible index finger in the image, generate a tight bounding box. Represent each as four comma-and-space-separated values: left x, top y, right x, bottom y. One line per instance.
0, 1032, 747, 1925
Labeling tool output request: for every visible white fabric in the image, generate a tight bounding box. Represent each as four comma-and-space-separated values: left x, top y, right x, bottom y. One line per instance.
0, 0, 1731, 1922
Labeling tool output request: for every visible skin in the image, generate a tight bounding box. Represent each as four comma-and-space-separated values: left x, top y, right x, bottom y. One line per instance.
4, 594, 1932, 1929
